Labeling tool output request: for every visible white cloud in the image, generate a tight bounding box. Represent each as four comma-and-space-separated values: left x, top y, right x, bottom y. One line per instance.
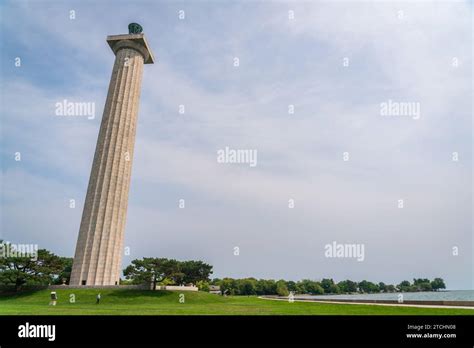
1, 0, 472, 288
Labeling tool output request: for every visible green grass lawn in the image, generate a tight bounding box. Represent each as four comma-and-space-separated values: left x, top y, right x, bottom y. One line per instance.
0, 289, 472, 315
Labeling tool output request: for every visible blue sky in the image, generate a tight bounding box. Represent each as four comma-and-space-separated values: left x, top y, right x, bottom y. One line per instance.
1, 0, 472, 289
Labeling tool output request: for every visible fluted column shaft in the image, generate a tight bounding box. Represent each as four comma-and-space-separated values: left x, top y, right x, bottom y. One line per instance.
70, 46, 145, 286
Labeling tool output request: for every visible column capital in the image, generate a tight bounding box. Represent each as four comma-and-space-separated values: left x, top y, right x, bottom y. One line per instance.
107, 33, 155, 64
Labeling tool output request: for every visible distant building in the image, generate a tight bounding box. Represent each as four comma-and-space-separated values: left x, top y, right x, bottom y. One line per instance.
157, 285, 198, 292
209, 285, 221, 294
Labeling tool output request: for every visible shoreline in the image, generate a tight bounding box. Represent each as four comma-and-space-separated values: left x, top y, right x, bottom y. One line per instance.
260, 296, 474, 309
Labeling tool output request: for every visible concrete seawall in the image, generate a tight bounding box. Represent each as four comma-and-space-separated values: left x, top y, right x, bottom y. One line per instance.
48, 284, 198, 291
49, 284, 150, 290
262, 296, 474, 307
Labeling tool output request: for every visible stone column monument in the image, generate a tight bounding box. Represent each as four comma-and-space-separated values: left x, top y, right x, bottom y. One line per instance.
70, 23, 154, 286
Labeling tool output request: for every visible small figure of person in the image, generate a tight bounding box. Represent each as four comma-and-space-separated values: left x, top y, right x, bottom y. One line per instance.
96, 293, 101, 304
49, 291, 57, 306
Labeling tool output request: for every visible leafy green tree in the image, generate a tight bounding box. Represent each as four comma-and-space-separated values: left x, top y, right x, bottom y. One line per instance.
276, 280, 289, 296
210, 278, 221, 285
419, 282, 432, 291
320, 279, 332, 293
161, 259, 185, 285
180, 260, 213, 285
0, 243, 66, 292
330, 283, 341, 293
58, 257, 73, 284
321, 278, 340, 294
237, 278, 257, 295
159, 277, 176, 286
338, 280, 358, 293
255, 279, 266, 295
119, 278, 134, 285
220, 278, 238, 295
50, 256, 73, 285
412, 278, 432, 292
256, 279, 276, 295
431, 278, 446, 291
413, 278, 430, 285
297, 279, 324, 295
196, 280, 210, 292
358, 280, 379, 293
123, 258, 170, 290
337, 280, 348, 293
286, 280, 297, 293
123, 258, 213, 289
311, 283, 324, 295
397, 280, 412, 292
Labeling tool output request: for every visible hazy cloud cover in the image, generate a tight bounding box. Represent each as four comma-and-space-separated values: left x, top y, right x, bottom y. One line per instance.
0, 0, 472, 288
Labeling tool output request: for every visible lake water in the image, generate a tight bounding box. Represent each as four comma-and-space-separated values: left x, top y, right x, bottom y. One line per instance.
297, 290, 474, 302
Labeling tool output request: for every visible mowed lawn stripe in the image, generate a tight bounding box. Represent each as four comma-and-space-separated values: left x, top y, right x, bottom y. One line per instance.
0, 289, 473, 315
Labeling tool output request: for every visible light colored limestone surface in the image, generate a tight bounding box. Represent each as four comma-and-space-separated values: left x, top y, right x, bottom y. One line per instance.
70, 33, 153, 286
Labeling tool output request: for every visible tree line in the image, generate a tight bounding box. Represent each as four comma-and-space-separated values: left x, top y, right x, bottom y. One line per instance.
204, 277, 446, 296
0, 242, 213, 292
0, 242, 72, 292
0, 242, 446, 295
122, 257, 212, 290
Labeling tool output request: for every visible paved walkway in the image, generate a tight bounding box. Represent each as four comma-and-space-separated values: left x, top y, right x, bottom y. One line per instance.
259, 296, 474, 310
